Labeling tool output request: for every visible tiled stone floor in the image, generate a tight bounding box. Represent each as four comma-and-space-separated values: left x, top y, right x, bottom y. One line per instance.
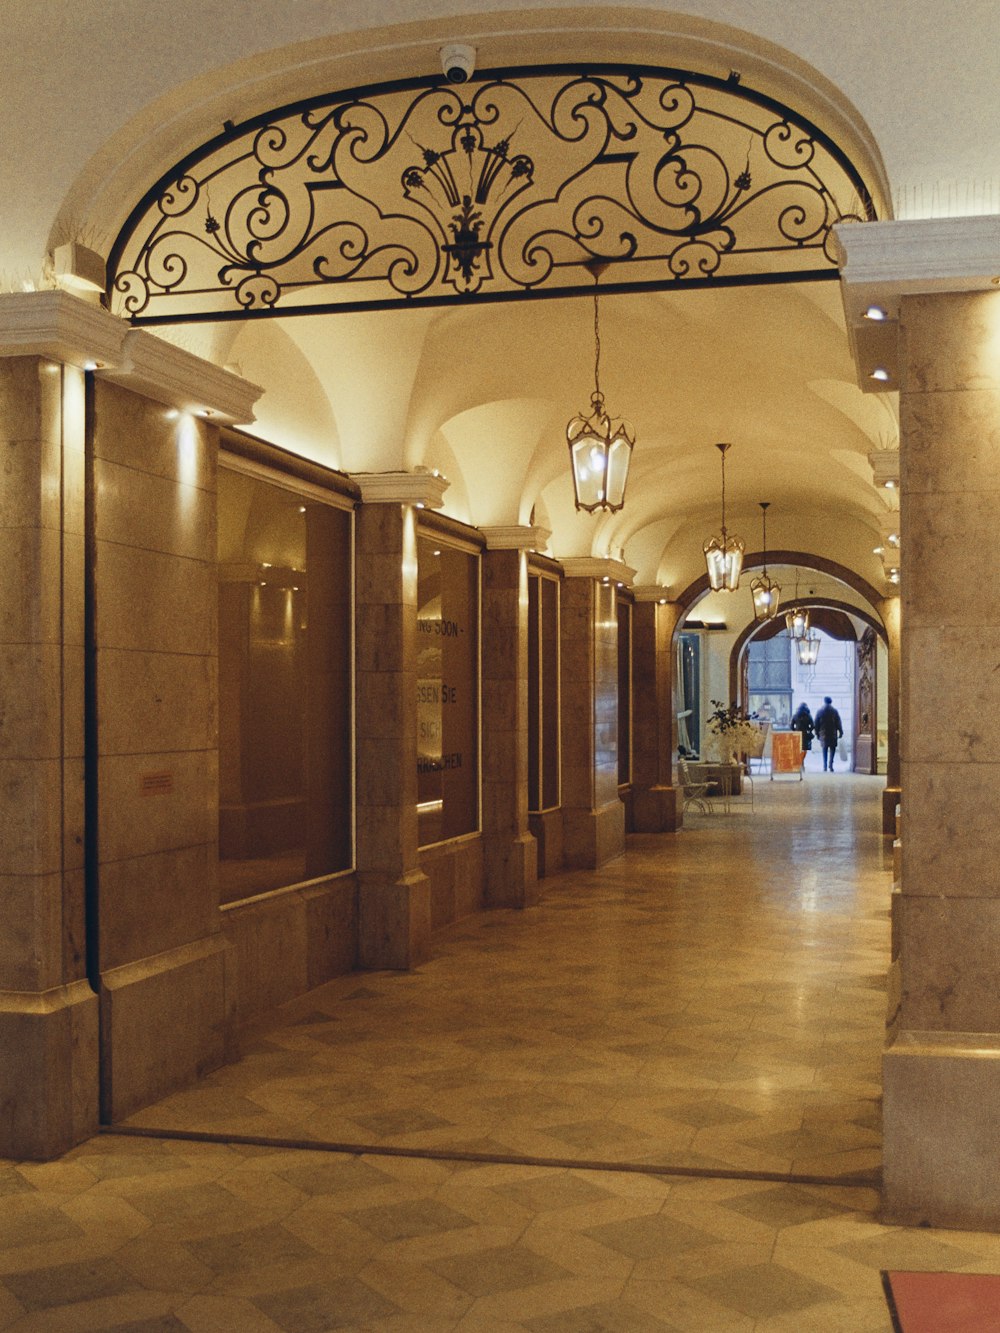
4, 775, 1000, 1330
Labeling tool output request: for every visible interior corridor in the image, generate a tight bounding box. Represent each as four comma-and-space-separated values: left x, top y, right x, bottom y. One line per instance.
4, 777, 1000, 1331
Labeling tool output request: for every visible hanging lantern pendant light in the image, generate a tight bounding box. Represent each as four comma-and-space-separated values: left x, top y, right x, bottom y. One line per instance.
567, 259, 635, 513
703, 442, 745, 590
785, 568, 810, 640
750, 501, 781, 620
797, 628, 821, 665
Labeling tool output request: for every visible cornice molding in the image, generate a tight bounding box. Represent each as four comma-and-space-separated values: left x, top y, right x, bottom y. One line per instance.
349, 470, 450, 508
0, 290, 127, 368
103, 329, 262, 423
560, 556, 636, 586
631, 584, 672, 603
479, 524, 551, 551
834, 216, 1000, 395
834, 216, 1000, 299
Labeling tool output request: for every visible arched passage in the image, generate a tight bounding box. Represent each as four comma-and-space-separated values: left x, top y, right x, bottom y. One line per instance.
672, 549, 898, 790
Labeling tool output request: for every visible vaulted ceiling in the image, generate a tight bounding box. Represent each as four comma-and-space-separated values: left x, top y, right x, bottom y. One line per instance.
4, 2, 996, 612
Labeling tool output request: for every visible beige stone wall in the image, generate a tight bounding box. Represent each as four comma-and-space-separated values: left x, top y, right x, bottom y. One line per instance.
91, 382, 232, 1119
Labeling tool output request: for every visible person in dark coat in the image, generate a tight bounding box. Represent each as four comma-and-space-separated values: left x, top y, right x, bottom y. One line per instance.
791, 703, 814, 758
814, 696, 844, 771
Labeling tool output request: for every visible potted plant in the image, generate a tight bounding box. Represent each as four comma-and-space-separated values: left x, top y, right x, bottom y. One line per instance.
705, 699, 762, 765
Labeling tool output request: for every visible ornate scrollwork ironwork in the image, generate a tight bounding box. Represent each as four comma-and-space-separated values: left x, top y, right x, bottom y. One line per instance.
108, 64, 876, 322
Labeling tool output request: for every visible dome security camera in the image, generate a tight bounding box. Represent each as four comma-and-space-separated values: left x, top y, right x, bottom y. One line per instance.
440, 42, 476, 83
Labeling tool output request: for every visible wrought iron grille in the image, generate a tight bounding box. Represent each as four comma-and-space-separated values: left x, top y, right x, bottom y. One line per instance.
108, 64, 877, 323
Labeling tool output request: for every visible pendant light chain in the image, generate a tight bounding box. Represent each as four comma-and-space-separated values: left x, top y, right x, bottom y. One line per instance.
592, 278, 602, 403
720, 445, 728, 539
565, 257, 635, 513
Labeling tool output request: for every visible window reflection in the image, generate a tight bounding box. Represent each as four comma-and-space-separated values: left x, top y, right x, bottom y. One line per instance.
417, 535, 479, 846
217, 464, 352, 903
528, 571, 560, 812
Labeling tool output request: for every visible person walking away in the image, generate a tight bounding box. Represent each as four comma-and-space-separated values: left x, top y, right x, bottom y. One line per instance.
791, 703, 814, 764
814, 696, 843, 771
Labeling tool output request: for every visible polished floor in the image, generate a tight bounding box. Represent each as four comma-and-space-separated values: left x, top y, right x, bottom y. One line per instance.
4, 775, 1000, 1331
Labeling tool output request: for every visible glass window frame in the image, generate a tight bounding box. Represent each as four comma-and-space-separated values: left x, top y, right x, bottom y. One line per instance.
527, 564, 562, 815
616, 590, 633, 789
416, 520, 482, 850
217, 450, 356, 903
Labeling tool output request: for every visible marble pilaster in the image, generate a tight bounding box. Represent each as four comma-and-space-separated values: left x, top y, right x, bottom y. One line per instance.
480, 533, 539, 908
838, 220, 1000, 1229
878, 594, 901, 834
354, 500, 431, 969
0, 355, 98, 1158
631, 590, 682, 833
559, 562, 627, 868
92, 380, 234, 1121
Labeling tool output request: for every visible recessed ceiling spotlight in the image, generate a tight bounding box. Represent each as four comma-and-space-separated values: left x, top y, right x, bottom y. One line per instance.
870, 367, 890, 382
864, 305, 888, 321
873, 545, 884, 555
884, 479, 897, 489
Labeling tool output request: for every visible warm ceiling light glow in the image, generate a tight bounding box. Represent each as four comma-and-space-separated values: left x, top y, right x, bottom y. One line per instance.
870, 367, 890, 382
873, 545, 884, 555
884, 478, 897, 489
864, 305, 888, 321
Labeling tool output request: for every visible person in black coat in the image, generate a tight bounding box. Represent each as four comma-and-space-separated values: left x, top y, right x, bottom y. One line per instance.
814, 696, 844, 771
791, 703, 814, 758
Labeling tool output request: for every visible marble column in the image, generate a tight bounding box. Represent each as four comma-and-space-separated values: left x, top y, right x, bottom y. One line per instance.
559, 560, 629, 868
631, 589, 682, 833
480, 529, 540, 908
837, 217, 1000, 1229
352, 472, 448, 969
878, 594, 901, 834
0, 355, 98, 1158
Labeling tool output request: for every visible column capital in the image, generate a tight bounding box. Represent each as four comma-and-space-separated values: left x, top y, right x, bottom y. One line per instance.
0, 289, 126, 369
349, 469, 449, 508
631, 583, 672, 603
0, 292, 263, 423
834, 215, 1000, 394
479, 524, 550, 551
104, 329, 262, 424
560, 556, 636, 586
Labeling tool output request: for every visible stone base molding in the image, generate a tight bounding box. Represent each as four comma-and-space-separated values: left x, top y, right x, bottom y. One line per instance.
632, 783, 682, 833
563, 798, 625, 870
100, 935, 234, 1123
0, 981, 99, 1159
883, 1032, 1000, 1230
529, 809, 564, 878
358, 870, 432, 971
483, 831, 539, 909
